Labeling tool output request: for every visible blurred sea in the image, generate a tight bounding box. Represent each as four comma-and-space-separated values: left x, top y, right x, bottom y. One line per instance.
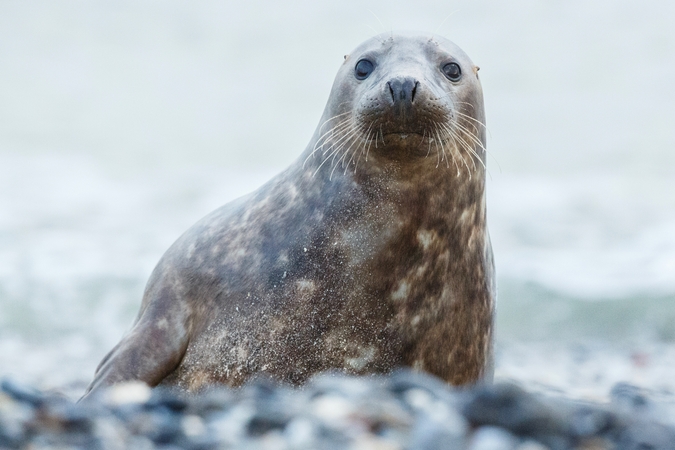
1, 1, 674, 397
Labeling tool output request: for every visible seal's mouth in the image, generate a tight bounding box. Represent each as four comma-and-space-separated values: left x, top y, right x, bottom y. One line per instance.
378, 131, 433, 144
377, 132, 429, 145
383, 132, 423, 140
370, 131, 436, 158
376, 118, 447, 143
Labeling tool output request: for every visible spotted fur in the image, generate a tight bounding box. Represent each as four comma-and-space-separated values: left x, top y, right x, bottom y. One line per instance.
83, 32, 495, 399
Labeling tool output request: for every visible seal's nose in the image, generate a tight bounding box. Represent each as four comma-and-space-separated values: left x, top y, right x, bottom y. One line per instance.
387, 77, 419, 107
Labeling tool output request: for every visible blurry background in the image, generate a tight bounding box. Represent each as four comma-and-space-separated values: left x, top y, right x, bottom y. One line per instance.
1, 0, 674, 399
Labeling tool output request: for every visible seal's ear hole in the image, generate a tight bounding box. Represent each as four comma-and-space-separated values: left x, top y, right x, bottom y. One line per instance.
344, 54, 348, 60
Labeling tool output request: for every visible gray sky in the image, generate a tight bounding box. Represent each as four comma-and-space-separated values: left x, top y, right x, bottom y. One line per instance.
1, 0, 673, 176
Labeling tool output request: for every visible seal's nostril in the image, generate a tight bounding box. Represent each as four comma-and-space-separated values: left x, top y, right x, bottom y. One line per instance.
411, 81, 419, 103
388, 82, 395, 102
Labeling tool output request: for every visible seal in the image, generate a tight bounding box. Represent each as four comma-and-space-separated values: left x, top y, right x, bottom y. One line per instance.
82, 32, 495, 399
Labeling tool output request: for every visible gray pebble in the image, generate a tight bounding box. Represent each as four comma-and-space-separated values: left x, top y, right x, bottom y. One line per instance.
468, 426, 518, 450
0, 372, 674, 450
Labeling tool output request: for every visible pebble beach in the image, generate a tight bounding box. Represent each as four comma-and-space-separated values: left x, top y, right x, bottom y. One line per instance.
3, 370, 675, 449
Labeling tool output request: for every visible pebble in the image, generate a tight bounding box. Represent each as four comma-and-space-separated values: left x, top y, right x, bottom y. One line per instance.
1, 370, 674, 450
468, 426, 518, 450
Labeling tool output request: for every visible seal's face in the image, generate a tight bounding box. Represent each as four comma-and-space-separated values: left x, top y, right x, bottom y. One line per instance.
314, 33, 485, 172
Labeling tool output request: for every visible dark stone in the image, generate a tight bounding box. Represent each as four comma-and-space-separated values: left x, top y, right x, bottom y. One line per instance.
110, 401, 145, 422
247, 414, 289, 436
408, 412, 465, 450
1, 378, 45, 407
147, 413, 184, 445
0, 431, 22, 450
189, 388, 234, 416
569, 405, 620, 437
610, 383, 650, 414
241, 377, 280, 402
181, 435, 222, 450
307, 372, 376, 400
145, 388, 189, 413
388, 369, 452, 395
462, 383, 571, 449
615, 421, 675, 450
38, 398, 94, 434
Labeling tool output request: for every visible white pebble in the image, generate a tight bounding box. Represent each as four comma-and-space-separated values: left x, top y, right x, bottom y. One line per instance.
468, 426, 518, 450
105, 381, 151, 405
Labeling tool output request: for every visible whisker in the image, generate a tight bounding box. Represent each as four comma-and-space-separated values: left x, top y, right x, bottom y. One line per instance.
304, 117, 354, 167
328, 125, 364, 179
454, 100, 476, 110
320, 120, 355, 155
439, 123, 466, 171
365, 120, 378, 161
434, 9, 460, 36
455, 110, 487, 131
367, 9, 387, 35
318, 121, 360, 167
374, 123, 380, 149
313, 122, 361, 177
445, 121, 494, 180
334, 129, 362, 173
448, 129, 473, 179
351, 121, 375, 173
454, 105, 494, 144
316, 137, 351, 178
432, 124, 441, 168
317, 111, 352, 135
314, 119, 353, 154
331, 145, 350, 179
436, 122, 463, 174
455, 113, 501, 173
450, 120, 488, 171
433, 123, 453, 170
453, 119, 485, 150
443, 122, 479, 172
426, 128, 433, 157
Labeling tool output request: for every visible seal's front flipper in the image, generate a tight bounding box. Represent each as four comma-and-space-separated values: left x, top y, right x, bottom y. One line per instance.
79, 296, 190, 402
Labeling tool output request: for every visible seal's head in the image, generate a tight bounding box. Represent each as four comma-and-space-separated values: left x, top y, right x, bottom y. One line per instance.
311, 32, 485, 174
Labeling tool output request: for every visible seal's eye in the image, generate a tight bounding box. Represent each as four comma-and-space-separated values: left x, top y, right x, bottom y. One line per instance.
355, 59, 374, 80
442, 62, 462, 82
